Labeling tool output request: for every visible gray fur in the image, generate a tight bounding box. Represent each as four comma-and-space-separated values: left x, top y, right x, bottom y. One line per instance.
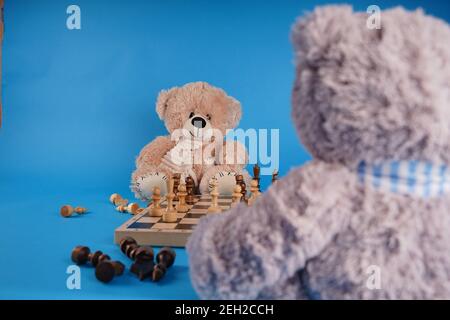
186, 6, 450, 299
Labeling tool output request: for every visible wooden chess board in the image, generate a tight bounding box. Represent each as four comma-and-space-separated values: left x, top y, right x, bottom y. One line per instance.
114, 194, 233, 247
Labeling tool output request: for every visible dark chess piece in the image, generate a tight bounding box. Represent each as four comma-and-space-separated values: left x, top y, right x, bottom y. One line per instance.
185, 176, 195, 205
173, 173, 181, 201
253, 164, 261, 191
120, 236, 154, 262
71, 245, 124, 283
235, 174, 247, 201
130, 260, 155, 281
152, 247, 176, 282
95, 260, 125, 283
71, 246, 104, 267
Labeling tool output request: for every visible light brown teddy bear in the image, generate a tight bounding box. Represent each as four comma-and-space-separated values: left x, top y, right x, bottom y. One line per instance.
131, 82, 250, 200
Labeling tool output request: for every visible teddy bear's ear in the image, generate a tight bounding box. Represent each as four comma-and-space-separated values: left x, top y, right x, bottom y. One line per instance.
290, 5, 354, 65
156, 87, 177, 120
229, 97, 242, 128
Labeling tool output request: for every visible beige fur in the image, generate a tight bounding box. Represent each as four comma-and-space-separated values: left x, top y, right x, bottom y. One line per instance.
132, 82, 249, 199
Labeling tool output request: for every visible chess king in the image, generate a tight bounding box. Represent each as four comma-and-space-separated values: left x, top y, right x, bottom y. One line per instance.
131, 82, 251, 200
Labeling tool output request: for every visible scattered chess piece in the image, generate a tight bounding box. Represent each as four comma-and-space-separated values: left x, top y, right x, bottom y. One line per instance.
109, 193, 128, 206
60, 205, 88, 218
272, 169, 279, 184
231, 184, 242, 207
95, 259, 125, 283
163, 177, 178, 222
71, 245, 124, 282
207, 178, 222, 213
152, 247, 176, 282
130, 260, 155, 281
176, 182, 189, 213
150, 186, 163, 217
185, 176, 195, 205
253, 164, 261, 191
71, 245, 108, 267
119, 237, 154, 262
247, 179, 261, 206
123, 202, 141, 215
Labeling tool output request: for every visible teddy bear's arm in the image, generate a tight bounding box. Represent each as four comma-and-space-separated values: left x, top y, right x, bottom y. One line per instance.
135, 135, 175, 169
187, 162, 352, 299
219, 140, 248, 168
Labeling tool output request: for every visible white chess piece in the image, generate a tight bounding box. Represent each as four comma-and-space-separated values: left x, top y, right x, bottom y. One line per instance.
207, 178, 222, 213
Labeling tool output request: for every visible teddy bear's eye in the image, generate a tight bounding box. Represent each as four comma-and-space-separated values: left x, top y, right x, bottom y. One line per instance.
189, 112, 195, 119
206, 114, 211, 120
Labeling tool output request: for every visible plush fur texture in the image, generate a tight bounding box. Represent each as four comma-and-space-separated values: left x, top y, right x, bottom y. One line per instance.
187, 6, 450, 299
132, 82, 249, 199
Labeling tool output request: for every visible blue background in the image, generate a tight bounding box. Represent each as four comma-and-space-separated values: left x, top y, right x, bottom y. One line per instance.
1, 0, 449, 299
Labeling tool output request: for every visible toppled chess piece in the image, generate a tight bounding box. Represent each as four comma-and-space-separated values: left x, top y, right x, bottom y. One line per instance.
110, 193, 129, 206
116, 202, 142, 215
119, 237, 176, 282
153, 247, 176, 282
120, 237, 156, 281
60, 205, 88, 218
71, 245, 124, 283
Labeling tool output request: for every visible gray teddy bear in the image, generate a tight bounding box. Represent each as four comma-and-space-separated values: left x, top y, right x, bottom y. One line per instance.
186, 6, 450, 299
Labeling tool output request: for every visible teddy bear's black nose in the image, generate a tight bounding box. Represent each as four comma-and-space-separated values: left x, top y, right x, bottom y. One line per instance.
191, 117, 206, 128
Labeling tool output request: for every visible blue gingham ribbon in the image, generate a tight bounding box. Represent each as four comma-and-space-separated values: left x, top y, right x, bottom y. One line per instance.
357, 161, 450, 198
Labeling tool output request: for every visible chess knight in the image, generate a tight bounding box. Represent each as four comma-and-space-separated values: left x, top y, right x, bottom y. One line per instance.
131, 82, 251, 200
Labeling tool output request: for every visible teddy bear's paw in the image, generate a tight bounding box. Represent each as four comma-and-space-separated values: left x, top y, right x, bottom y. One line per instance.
200, 171, 240, 196
131, 172, 169, 200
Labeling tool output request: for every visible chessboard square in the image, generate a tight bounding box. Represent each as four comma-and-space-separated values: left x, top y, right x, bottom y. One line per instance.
152, 222, 178, 229
139, 217, 161, 224
176, 212, 187, 219
185, 213, 206, 219
128, 222, 154, 229
179, 218, 199, 224
175, 224, 195, 230
192, 204, 209, 210
189, 209, 209, 214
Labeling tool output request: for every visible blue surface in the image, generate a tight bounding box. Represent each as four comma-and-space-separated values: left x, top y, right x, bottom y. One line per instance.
1, 0, 449, 299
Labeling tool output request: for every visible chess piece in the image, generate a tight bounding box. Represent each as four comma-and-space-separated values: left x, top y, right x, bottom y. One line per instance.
150, 187, 163, 217
185, 176, 195, 205
176, 182, 189, 213
71, 246, 124, 282
253, 164, 261, 191
272, 169, 279, 184
95, 259, 125, 283
116, 203, 141, 214
60, 205, 88, 217
231, 185, 242, 207
236, 174, 247, 202
152, 247, 176, 282
163, 177, 177, 222
71, 245, 108, 267
119, 237, 154, 262
173, 173, 181, 201
207, 178, 222, 213
130, 260, 155, 281
126, 203, 141, 215
109, 193, 128, 206
247, 179, 261, 206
